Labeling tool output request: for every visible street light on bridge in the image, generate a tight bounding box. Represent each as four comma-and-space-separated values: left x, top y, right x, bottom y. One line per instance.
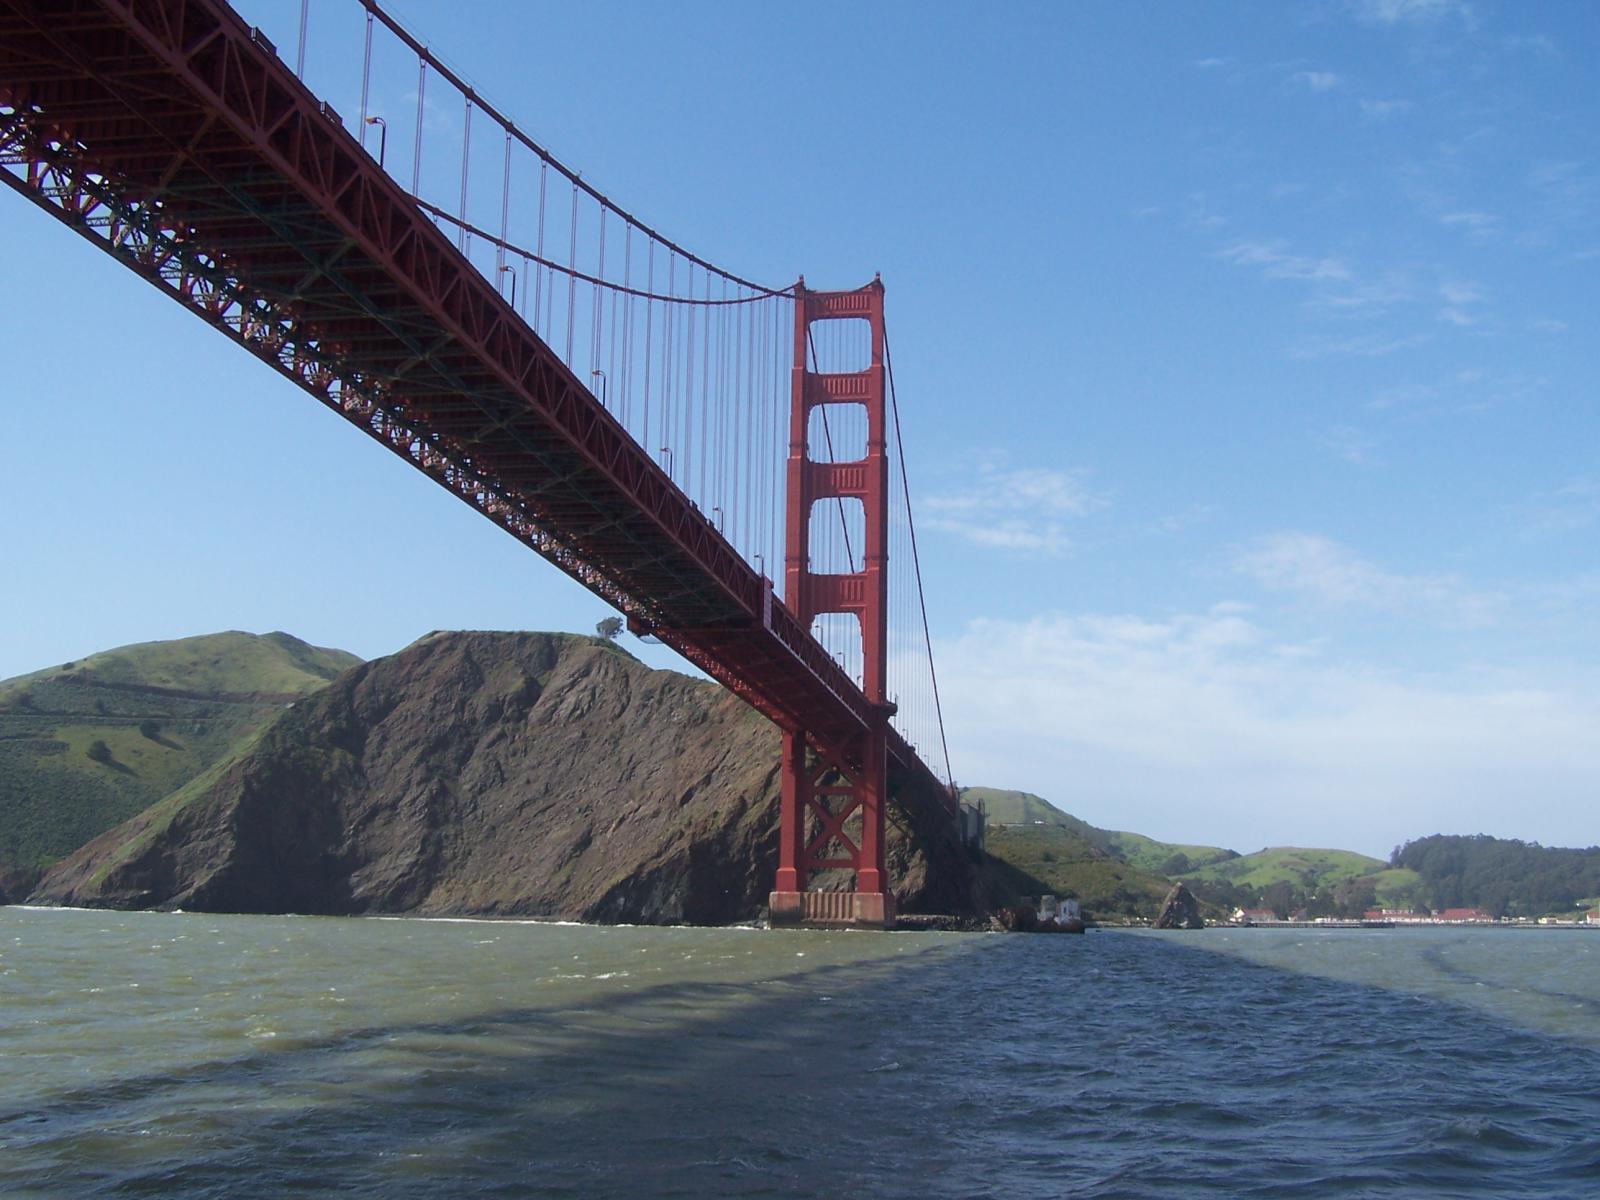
364, 115, 386, 167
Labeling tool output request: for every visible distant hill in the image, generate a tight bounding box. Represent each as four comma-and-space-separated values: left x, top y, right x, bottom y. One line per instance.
964, 786, 1236, 875
979, 823, 1176, 918
963, 787, 1079, 829
1392, 834, 1600, 919
0, 631, 360, 890
1179, 846, 1387, 892
33, 632, 973, 922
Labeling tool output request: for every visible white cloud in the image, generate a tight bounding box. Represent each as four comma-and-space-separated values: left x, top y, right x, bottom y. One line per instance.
1360, 98, 1414, 119
1288, 70, 1341, 93
1519, 479, 1600, 535
1368, 368, 1542, 416
1194, 57, 1232, 70
1321, 424, 1383, 467
1439, 210, 1499, 240
1232, 532, 1505, 626
937, 607, 1600, 855
1350, 0, 1476, 27
1438, 279, 1485, 305
925, 456, 1107, 555
1219, 240, 1351, 284
1289, 332, 1429, 359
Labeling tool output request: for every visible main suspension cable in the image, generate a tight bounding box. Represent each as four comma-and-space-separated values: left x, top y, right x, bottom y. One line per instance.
885, 326, 954, 788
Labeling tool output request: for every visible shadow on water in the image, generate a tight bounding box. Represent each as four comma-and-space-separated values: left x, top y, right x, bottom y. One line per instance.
5, 927, 1600, 1199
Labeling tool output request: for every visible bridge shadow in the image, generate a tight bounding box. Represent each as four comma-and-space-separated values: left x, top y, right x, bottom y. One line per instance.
1, 932, 998, 1199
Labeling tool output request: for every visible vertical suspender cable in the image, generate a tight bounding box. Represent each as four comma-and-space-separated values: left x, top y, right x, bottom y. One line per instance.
458, 95, 472, 255
497, 130, 511, 278
565, 178, 578, 362
533, 160, 547, 331
359, 13, 373, 146
411, 60, 425, 196
642, 243, 654, 449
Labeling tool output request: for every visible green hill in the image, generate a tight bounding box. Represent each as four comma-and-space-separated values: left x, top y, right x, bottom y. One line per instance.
979, 824, 1176, 919
0, 631, 359, 889
963, 786, 1081, 829
1178, 846, 1386, 892
964, 786, 1236, 875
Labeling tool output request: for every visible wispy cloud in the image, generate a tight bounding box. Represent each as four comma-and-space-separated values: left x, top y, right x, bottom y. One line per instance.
1287, 70, 1341, 93
1289, 331, 1429, 359
1219, 239, 1351, 284
925, 455, 1107, 555
1194, 57, 1233, 71
1368, 367, 1541, 416
1217, 239, 1413, 318
939, 605, 1600, 854
1522, 160, 1598, 248
1436, 276, 1488, 328
1232, 532, 1505, 626
1438, 279, 1485, 305
1518, 479, 1600, 536
1349, 0, 1476, 27
1359, 98, 1414, 119
1439, 210, 1499, 241
1321, 424, 1383, 467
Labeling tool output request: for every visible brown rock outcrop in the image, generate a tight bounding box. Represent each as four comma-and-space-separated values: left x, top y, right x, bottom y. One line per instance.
33, 632, 973, 923
1152, 882, 1205, 929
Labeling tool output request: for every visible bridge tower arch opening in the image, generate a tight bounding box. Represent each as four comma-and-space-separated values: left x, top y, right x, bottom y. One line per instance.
770, 279, 896, 929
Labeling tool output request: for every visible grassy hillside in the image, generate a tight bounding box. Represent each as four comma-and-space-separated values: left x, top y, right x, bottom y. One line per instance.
0, 631, 359, 882
1369, 867, 1425, 907
965, 786, 1236, 875
0, 630, 359, 703
1178, 846, 1386, 892
963, 786, 1080, 828
980, 825, 1175, 919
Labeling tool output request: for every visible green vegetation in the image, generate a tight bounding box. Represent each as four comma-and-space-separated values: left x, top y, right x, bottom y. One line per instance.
1174, 847, 1388, 918
1391, 834, 1600, 919
1179, 846, 1386, 891
981, 824, 1174, 919
963, 786, 1079, 829
0, 631, 360, 876
0, 630, 359, 705
964, 786, 1235, 875
1097, 829, 1237, 877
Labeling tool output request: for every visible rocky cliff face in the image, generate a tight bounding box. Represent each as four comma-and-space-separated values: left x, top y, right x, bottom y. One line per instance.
34, 632, 974, 923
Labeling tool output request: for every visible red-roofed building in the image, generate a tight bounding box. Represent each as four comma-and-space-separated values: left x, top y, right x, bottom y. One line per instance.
1438, 907, 1496, 923
1235, 907, 1279, 925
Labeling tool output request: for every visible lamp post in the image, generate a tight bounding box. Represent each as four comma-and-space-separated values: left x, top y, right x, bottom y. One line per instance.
364, 115, 386, 167
590, 368, 607, 408
497, 264, 516, 308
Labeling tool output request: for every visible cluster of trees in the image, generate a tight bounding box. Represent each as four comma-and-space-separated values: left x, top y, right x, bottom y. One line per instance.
1391, 835, 1600, 918
1184, 875, 1381, 920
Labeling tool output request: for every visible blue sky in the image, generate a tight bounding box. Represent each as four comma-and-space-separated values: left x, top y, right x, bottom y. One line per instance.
3, 0, 1596, 856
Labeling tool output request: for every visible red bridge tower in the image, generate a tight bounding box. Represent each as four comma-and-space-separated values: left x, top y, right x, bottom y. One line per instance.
769, 279, 895, 929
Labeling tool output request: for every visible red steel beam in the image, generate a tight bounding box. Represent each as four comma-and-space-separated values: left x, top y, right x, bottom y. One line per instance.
0, 0, 953, 809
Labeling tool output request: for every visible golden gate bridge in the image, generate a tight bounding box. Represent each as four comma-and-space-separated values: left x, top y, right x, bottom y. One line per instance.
0, 0, 957, 927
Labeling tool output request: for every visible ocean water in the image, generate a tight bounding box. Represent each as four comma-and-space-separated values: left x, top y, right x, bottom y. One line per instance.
2, 909, 1597, 1198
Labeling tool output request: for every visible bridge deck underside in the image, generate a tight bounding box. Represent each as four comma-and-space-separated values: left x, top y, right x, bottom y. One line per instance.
0, 0, 950, 805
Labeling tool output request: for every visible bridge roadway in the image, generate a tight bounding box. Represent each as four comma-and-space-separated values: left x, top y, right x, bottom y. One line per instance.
0, 0, 952, 809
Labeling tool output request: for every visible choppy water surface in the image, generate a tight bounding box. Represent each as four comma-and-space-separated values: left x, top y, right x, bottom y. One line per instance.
3, 910, 1598, 1198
